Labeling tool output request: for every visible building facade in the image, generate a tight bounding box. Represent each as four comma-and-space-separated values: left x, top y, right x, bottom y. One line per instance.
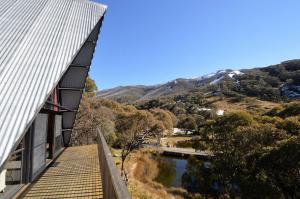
0, 0, 106, 197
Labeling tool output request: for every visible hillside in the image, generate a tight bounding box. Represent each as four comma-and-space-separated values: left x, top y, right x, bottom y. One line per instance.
97, 59, 300, 103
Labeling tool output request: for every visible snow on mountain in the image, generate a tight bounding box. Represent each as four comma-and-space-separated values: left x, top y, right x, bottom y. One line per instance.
98, 69, 245, 102
228, 70, 244, 78
209, 76, 224, 85
216, 70, 226, 74
203, 70, 243, 85
196, 72, 217, 80
192, 69, 244, 85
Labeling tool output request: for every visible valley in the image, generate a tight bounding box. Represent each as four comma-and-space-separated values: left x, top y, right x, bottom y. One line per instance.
73, 60, 300, 199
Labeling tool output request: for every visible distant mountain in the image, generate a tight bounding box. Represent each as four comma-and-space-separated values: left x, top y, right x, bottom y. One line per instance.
97, 60, 300, 103
97, 69, 243, 103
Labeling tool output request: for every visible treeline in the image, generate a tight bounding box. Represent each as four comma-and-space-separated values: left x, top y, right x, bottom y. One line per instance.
72, 97, 177, 145
184, 101, 300, 198
74, 76, 300, 198
214, 60, 300, 101
72, 94, 178, 178
73, 93, 300, 197
137, 91, 217, 133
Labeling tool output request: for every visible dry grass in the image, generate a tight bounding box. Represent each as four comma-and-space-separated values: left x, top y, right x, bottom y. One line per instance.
111, 148, 122, 166
125, 149, 187, 199
160, 136, 193, 147
208, 96, 280, 113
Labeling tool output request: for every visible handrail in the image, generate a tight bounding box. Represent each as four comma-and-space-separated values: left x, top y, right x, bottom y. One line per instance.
97, 129, 131, 199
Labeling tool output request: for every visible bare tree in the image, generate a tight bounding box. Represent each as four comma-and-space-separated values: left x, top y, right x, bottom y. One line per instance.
115, 110, 165, 181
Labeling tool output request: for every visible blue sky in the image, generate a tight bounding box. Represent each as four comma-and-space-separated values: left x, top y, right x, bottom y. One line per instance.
91, 0, 300, 90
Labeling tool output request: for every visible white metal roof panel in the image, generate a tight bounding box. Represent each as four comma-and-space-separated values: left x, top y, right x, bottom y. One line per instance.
0, 0, 106, 168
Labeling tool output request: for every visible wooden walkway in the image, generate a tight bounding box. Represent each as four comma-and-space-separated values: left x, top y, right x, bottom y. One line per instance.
21, 145, 102, 199
160, 146, 212, 157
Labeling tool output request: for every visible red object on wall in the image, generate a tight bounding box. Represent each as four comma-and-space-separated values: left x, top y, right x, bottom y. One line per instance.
53, 88, 59, 112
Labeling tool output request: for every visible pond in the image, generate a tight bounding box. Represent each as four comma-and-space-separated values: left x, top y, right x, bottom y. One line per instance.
154, 155, 212, 190
154, 156, 188, 188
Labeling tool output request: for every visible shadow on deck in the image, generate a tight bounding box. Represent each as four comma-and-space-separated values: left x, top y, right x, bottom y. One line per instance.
21, 145, 102, 199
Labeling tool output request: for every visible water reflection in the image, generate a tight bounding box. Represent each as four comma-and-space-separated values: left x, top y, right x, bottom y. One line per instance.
155, 155, 217, 195
154, 156, 178, 187
182, 158, 213, 195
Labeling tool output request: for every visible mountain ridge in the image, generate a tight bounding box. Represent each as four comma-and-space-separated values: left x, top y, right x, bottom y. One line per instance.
97, 60, 300, 103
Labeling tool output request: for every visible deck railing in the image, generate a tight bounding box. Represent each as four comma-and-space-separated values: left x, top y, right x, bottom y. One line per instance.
97, 129, 131, 199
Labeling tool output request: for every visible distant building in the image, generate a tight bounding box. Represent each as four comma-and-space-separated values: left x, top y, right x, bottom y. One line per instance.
0, 0, 106, 197
216, 109, 225, 116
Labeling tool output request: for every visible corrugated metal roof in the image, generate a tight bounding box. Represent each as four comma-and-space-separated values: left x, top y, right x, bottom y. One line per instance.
0, 0, 106, 168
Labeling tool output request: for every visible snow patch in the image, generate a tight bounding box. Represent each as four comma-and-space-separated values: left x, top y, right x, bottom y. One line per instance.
193, 73, 216, 80
209, 76, 224, 85
228, 70, 244, 78
216, 70, 226, 74
202, 73, 217, 78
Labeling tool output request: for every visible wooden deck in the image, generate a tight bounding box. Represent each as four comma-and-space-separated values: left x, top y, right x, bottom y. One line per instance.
21, 145, 102, 199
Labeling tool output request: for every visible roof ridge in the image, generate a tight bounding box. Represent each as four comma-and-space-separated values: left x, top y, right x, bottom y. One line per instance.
86, 0, 108, 10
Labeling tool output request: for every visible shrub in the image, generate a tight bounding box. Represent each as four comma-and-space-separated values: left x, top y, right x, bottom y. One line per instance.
278, 102, 300, 118
276, 117, 300, 135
